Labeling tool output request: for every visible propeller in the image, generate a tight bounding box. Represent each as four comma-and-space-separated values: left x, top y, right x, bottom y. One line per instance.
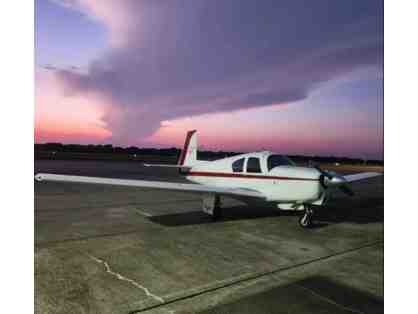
313, 165, 354, 196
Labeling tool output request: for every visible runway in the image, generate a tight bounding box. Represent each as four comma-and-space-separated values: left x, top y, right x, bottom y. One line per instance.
35, 160, 383, 314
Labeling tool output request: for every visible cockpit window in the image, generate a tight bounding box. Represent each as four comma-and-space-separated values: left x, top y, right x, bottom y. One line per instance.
267, 155, 295, 171
232, 158, 245, 172
247, 157, 262, 173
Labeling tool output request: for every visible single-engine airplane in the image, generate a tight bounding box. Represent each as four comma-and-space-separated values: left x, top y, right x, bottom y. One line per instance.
35, 130, 382, 228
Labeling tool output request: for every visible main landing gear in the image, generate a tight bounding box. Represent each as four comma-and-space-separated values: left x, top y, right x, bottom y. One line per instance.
212, 198, 222, 220
202, 195, 222, 220
299, 205, 314, 228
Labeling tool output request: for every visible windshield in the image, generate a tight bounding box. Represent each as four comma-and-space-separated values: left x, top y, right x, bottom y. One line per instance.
267, 155, 295, 171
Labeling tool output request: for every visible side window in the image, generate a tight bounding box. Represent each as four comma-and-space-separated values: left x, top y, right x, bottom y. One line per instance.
247, 157, 261, 173
232, 158, 245, 172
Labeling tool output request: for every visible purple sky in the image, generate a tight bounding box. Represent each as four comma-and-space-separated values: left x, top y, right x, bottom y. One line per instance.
35, 0, 383, 159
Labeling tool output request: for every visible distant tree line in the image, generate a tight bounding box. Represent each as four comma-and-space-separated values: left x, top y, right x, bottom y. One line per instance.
34, 143, 383, 165
35, 143, 180, 156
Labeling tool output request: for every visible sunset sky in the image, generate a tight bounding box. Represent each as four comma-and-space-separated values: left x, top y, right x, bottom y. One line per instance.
35, 0, 383, 159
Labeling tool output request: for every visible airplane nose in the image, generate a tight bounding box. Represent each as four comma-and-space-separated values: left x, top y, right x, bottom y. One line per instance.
325, 175, 346, 187
330, 176, 345, 185
315, 167, 354, 196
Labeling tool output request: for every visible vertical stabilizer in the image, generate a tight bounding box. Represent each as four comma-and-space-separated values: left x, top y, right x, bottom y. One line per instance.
177, 130, 198, 166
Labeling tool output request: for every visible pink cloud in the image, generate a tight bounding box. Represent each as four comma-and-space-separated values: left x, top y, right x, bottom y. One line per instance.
35, 68, 112, 143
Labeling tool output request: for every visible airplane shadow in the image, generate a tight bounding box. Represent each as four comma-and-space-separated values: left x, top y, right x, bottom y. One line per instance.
198, 275, 383, 314
313, 196, 384, 227
149, 204, 280, 227
148, 196, 383, 227
276, 195, 383, 229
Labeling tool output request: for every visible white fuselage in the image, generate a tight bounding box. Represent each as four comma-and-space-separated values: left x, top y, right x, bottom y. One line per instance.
184, 151, 325, 208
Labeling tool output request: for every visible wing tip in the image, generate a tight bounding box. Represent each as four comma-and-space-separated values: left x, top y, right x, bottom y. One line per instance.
35, 173, 43, 181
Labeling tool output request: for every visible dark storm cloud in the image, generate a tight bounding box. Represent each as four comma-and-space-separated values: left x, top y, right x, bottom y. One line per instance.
52, 0, 383, 142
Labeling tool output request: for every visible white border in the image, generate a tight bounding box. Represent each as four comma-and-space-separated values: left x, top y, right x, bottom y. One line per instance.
3, 0, 415, 311
0, 1, 34, 312
385, 1, 418, 312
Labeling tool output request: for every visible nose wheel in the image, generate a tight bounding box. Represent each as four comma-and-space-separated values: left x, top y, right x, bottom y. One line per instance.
299, 206, 314, 228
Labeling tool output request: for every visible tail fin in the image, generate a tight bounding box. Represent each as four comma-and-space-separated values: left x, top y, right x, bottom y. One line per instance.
177, 130, 198, 166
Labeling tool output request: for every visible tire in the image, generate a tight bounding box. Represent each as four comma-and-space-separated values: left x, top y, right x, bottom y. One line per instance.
212, 205, 222, 220
212, 195, 222, 220
299, 209, 313, 228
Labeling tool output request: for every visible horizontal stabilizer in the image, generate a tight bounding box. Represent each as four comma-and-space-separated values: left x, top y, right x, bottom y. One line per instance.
143, 163, 191, 170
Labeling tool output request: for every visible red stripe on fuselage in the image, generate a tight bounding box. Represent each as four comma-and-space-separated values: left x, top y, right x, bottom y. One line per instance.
186, 171, 318, 181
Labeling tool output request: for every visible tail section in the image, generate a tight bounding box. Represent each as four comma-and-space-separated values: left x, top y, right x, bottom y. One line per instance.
178, 130, 198, 166
144, 130, 199, 169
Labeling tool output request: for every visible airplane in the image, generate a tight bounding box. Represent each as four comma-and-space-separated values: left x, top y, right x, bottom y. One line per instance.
35, 130, 382, 228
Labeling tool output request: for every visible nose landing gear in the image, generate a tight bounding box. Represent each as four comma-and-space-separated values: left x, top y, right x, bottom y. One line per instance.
299, 205, 314, 228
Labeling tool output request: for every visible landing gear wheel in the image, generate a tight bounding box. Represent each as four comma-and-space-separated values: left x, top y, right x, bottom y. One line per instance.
212, 196, 222, 221
299, 207, 314, 228
212, 206, 222, 220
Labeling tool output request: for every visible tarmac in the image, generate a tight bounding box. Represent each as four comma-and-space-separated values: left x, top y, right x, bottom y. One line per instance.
35, 160, 383, 314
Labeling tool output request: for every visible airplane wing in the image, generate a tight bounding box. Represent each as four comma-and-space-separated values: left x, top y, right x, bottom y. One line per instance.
343, 172, 382, 182
34, 173, 265, 199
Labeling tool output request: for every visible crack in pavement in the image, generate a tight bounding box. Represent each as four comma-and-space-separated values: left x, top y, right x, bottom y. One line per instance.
87, 254, 164, 304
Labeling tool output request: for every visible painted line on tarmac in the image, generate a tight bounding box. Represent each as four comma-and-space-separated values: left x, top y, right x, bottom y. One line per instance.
129, 240, 383, 313
35, 199, 201, 213
295, 283, 364, 314
36, 229, 149, 248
